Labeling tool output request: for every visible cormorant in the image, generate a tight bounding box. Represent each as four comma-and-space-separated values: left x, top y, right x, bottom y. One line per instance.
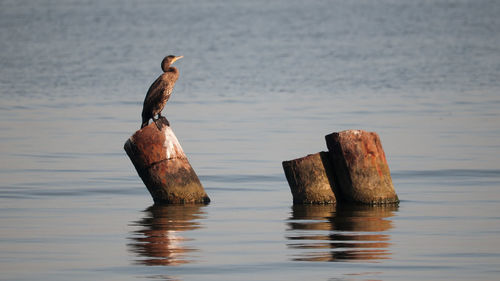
141, 55, 183, 130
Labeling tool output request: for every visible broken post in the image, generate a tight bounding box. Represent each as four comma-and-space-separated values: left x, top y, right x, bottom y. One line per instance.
282, 152, 337, 204
325, 130, 398, 204
124, 119, 210, 204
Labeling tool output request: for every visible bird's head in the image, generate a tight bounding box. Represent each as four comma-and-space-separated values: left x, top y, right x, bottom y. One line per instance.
161, 55, 183, 72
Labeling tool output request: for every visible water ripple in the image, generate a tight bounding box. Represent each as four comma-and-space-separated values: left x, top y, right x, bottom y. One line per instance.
286, 204, 398, 262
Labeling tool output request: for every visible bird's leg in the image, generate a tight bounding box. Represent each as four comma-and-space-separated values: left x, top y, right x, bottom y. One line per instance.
154, 118, 162, 130
152, 114, 169, 130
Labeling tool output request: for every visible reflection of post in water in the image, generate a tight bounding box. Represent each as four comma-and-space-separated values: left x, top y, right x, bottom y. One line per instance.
128, 204, 206, 266
287, 204, 398, 262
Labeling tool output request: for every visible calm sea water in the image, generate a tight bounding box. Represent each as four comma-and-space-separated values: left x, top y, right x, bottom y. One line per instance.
1, 0, 500, 280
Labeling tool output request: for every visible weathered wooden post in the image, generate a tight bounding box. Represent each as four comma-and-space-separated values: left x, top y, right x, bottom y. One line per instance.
282, 152, 337, 204
325, 130, 398, 204
124, 119, 210, 204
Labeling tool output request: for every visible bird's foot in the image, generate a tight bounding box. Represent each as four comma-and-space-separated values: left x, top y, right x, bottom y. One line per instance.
160, 116, 170, 127
153, 117, 170, 130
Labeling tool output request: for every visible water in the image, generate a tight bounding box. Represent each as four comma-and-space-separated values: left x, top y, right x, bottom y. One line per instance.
1, 0, 500, 280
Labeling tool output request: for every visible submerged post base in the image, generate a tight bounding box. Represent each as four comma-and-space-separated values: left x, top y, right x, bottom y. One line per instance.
124, 120, 210, 204
282, 152, 337, 204
325, 130, 398, 204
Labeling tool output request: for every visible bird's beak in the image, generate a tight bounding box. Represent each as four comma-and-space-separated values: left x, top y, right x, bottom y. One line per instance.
172, 56, 183, 63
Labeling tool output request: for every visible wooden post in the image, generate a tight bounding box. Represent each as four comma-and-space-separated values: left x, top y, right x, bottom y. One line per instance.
282, 152, 337, 204
124, 120, 210, 204
325, 130, 398, 204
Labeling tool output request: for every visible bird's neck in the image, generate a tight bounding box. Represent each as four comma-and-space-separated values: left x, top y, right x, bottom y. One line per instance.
163, 66, 178, 73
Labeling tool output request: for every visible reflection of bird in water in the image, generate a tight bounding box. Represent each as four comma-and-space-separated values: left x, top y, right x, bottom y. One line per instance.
141, 55, 183, 130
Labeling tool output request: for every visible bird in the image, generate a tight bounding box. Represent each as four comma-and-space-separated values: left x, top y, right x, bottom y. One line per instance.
141, 55, 183, 130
